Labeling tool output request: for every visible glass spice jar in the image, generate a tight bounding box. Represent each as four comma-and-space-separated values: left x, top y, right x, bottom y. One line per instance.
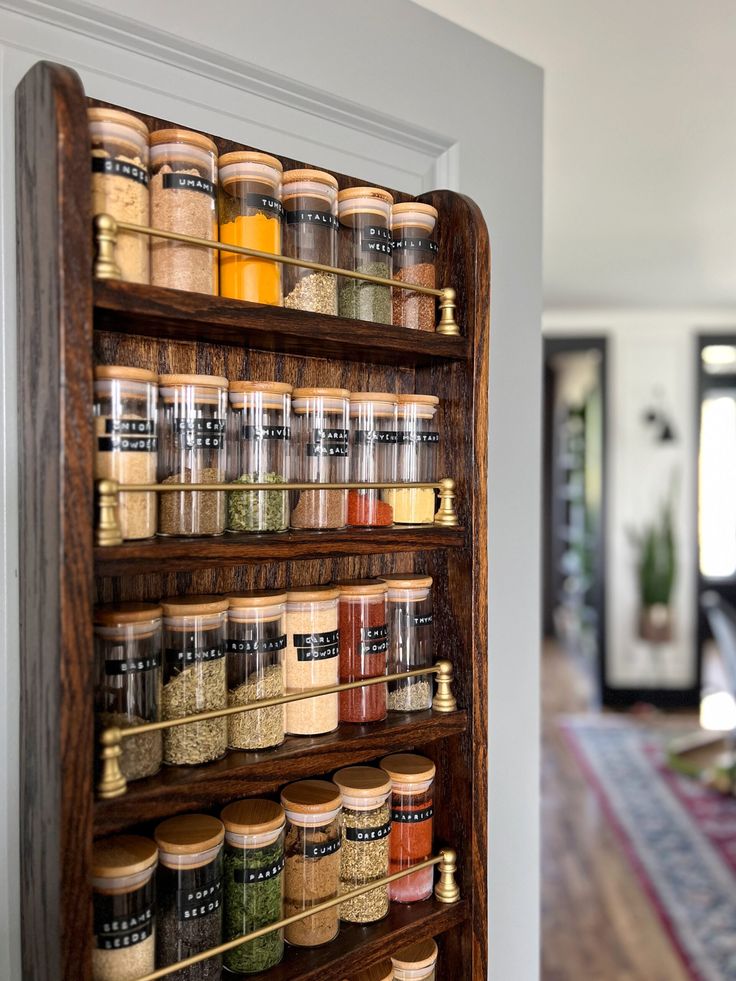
285, 586, 340, 736
382, 395, 440, 525
380, 754, 436, 903
218, 151, 283, 305
94, 603, 163, 782
332, 766, 391, 924
290, 387, 350, 530
391, 203, 439, 331
150, 128, 218, 295
91, 835, 158, 981
283, 169, 339, 315
281, 780, 343, 947
154, 814, 224, 981
391, 939, 438, 981
89, 107, 150, 284
226, 591, 287, 751
382, 574, 434, 713
94, 366, 158, 540
220, 798, 286, 974
337, 186, 393, 324
348, 392, 397, 527
227, 381, 291, 533
161, 595, 228, 766
158, 374, 228, 537
336, 580, 388, 724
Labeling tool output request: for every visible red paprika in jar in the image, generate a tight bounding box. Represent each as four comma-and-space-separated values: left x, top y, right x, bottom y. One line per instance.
336, 579, 388, 724
380, 753, 436, 903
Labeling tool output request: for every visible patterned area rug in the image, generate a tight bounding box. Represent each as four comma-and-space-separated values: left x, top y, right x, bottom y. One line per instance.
563, 717, 736, 981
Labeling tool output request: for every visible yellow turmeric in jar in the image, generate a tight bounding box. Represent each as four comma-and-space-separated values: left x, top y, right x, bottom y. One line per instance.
220, 212, 282, 304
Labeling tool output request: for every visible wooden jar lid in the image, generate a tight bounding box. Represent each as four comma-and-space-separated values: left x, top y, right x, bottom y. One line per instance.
292, 387, 350, 400
380, 753, 436, 784
397, 394, 440, 406
281, 779, 342, 814
161, 595, 229, 616
221, 798, 285, 835
391, 201, 438, 232
391, 938, 438, 970
286, 585, 340, 603
283, 168, 338, 189
158, 373, 228, 389
149, 128, 218, 156
154, 814, 224, 854
333, 766, 392, 798
218, 150, 283, 171
349, 392, 398, 403
94, 365, 158, 384
337, 186, 393, 206
392, 202, 438, 220
380, 573, 433, 590
94, 602, 163, 626
227, 590, 287, 609
335, 579, 388, 597
88, 107, 149, 140
92, 835, 157, 878
228, 381, 292, 395
351, 959, 394, 981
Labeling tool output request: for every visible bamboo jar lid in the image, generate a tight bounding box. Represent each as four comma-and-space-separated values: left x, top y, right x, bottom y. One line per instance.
88, 107, 149, 140
227, 590, 288, 609
349, 392, 398, 403
286, 585, 340, 603
391, 201, 438, 232
218, 150, 283, 171
228, 381, 292, 395
351, 960, 394, 981
333, 766, 392, 799
94, 365, 158, 384
283, 168, 338, 189
281, 779, 342, 814
397, 394, 440, 406
338, 186, 393, 206
391, 938, 438, 971
94, 602, 163, 625
380, 573, 433, 591
292, 387, 350, 400
161, 595, 229, 616
154, 814, 224, 855
221, 798, 285, 836
335, 579, 388, 597
149, 128, 218, 156
92, 835, 158, 878
158, 373, 228, 389
380, 753, 436, 784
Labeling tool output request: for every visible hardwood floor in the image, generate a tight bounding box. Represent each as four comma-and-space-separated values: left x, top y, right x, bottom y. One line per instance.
541, 641, 691, 981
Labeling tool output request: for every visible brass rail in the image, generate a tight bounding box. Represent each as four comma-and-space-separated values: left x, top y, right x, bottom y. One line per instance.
98, 659, 457, 799
93, 213, 461, 335
129, 848, 460, 981
96, 477, 458, 547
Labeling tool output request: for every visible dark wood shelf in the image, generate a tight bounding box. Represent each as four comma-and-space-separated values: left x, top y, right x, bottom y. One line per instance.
93, 280, 470, 367
232, 899, 468, 981
94, 709, 467, 835
94, 525, 465, 575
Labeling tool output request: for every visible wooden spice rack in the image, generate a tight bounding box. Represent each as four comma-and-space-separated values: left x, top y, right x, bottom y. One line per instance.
16, 61, 489, 980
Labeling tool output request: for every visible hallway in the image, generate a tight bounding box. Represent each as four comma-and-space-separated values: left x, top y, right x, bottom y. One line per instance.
541, 642, 690, 981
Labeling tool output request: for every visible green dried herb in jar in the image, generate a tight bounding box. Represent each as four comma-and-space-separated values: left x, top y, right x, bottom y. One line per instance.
221, 799, 286, 974
333, 766, 391, 923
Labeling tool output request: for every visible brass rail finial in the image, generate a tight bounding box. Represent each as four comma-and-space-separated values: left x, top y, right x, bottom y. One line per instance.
94, 213, 121, 280
433, 659, 458, 713
435, 847, 461, 903
97, 727, 127, 799
96, 479, 122, 547
437, 286, 460, 335
435, 477, 459, 527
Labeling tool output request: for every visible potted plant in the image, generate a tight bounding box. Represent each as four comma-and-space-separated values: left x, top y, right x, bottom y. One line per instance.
630, 494, 677, 643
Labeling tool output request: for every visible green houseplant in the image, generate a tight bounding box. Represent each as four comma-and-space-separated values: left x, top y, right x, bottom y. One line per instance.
630, 492, 677, 643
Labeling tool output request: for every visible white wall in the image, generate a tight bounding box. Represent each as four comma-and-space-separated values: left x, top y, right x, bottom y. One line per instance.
545, 311, 736, 690
0, 5, 542, 979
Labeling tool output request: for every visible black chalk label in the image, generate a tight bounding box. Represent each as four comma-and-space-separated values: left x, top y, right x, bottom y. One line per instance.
94, 904, 153, 949
226, 635, 287, 654
353, 430, 398, 445
286, 209, 338, 230
392, 237, 439, 255
400, 431, 440, 444
360, 226, 393, 255
392, 805, 434, 823
97, 436, 157, 452
345, 820, 391, 842
105, 419, 155, 435
413, 614, 433, 627
243, 193, 284, 219
303, 837, 341, 859
177, 879, 222, 920
165, 643, 225, 667
242, 425, 290, 440
92, 155, 148, 186
307, 427, 349, 458
163, 172, 215, 197
104, 654, 160, 675
234, 857, 285, 883
294, 629, 340, 662
360, 623, 388, 655
174, 418, 226, 450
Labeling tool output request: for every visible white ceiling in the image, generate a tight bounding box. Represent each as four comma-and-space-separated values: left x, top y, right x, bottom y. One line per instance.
413, 0, 736, 311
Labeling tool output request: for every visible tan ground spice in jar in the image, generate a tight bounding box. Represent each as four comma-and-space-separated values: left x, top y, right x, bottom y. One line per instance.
150, 129, 218, 295
159, 468, 224, 537
89, 108, 150, 284
284, 587, 340, 736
